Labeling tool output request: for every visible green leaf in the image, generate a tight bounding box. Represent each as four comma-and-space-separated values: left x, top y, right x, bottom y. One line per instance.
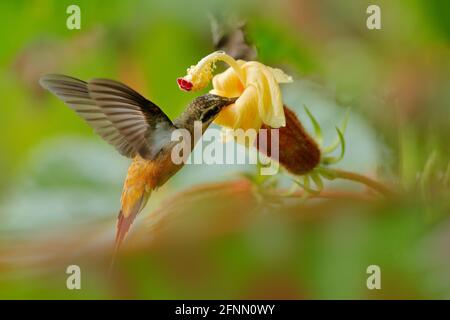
323, 108, 350, 154
292, 176, 321, 195
310, 172, 324, 192
321, 127, 346, 165
304, 105, 323, 146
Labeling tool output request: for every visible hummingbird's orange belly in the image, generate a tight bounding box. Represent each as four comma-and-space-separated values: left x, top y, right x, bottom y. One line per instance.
121, 154, 183, 215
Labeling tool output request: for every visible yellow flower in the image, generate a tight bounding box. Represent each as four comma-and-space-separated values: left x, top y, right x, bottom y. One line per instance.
177, 51, 293, 131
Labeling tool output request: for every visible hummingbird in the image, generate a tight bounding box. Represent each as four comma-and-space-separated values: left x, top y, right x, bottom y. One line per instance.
39, 74, 236, 249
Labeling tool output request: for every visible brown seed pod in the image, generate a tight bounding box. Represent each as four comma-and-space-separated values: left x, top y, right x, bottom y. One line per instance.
256, 106, 321, 175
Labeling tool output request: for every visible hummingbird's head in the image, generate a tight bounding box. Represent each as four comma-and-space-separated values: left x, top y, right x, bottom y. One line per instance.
174, 94, 237, 131
194, 94, 237, 126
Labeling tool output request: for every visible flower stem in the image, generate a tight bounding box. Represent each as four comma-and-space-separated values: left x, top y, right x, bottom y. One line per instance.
330, 169, 394, 196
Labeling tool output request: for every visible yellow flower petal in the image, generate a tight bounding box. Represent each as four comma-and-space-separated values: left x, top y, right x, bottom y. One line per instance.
213, 102, 239, 127
210, 61, 245, 98
243, 62, 286, 128
267, 66, 293, 83
214, 85, 261, 130
261, 66, 286, 127
233, 85, 262, 130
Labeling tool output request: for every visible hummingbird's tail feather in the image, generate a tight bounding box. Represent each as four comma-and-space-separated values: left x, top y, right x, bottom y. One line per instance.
109, 208, 135, 276
115, 209, 138, 250
109, 186, 151, 275
115, 189, 151, 250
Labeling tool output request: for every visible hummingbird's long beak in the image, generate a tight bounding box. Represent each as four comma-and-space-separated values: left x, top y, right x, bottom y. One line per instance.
203, 94, 237, 108
174, 94, 238, 129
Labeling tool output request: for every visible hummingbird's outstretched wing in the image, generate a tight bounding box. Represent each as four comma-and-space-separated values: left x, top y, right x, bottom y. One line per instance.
39, 74, 175, 160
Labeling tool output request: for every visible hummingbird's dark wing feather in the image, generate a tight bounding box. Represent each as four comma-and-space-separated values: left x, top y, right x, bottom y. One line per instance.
40, 74, 175, 160
39, 74, 135, 157
87, 78, 175, 160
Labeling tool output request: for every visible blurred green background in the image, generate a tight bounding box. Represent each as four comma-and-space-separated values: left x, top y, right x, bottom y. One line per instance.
0, 0, 449, 299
